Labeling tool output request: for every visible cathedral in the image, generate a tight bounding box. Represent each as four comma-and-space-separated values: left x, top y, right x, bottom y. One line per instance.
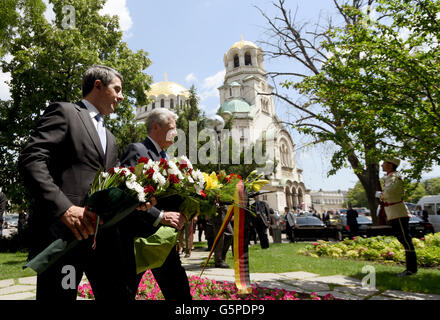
135, 39, 311, 212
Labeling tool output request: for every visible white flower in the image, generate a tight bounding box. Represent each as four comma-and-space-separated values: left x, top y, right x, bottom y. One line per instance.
153, 171, 166, 187
177, 155, 193, 169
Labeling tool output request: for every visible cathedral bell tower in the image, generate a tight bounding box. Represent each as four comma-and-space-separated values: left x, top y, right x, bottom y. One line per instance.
218, 38, 274, 117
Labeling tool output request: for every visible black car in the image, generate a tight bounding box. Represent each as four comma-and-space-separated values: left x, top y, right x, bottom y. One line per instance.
340, 214, 372, 238
409, 215, 435, 238
292, 215, 342, 241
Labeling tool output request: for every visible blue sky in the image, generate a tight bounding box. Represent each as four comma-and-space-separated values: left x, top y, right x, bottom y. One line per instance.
1, 0, 439, 191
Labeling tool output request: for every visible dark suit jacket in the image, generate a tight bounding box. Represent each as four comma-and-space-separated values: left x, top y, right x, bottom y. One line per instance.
250, 200, 271, 228
18, 101, 119, 253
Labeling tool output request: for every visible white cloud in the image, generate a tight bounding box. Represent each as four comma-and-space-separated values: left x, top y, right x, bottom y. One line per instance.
100, 0, 133, 32
185, 73, 198, 83
199, 70, 225, 100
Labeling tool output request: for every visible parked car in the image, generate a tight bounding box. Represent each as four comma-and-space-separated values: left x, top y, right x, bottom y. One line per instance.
409, 215, 435, 238
292, 215, 342, 241
340, 214, 372, 238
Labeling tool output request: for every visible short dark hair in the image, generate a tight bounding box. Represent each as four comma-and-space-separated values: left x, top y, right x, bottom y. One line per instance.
82, 65, 123, 97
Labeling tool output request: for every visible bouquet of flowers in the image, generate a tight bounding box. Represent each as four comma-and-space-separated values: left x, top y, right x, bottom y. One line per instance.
198, 170, 270, 217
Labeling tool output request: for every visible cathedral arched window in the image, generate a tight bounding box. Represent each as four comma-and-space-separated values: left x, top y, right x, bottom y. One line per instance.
161, 99, 164, 108
152, 102, 156, 109
229, 88, 232, 97
170, 99, 174, 109
234, 54, 239, 68
245, 52, 252, 65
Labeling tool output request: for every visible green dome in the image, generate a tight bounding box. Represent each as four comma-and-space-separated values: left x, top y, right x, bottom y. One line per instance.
219, 99, 251, 113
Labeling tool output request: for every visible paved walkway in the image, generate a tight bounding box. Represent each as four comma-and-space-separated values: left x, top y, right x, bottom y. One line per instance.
1, 243, 440, 300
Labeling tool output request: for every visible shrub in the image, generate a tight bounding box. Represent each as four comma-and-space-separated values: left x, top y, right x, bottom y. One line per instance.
301, 233, 440, 268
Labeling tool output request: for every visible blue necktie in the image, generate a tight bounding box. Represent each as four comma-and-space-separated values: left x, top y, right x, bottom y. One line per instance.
159, 150, 167, 159
95, 114, 106, 154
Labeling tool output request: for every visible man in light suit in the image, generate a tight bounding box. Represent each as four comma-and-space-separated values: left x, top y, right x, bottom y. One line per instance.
119, 108, 191, 301
379, 158, 417, 277
19, 65, 130, 300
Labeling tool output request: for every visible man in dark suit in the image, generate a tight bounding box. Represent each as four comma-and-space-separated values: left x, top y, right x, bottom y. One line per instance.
18, 65, 130, 301
346, 204, 359, 238
250, 195, 271, 249
119, 108, 191, 302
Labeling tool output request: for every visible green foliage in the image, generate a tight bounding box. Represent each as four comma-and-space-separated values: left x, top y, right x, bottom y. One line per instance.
0, 0, 152, 208
345, 181, 369, 208
262, 0, 440, 223
300, 233, 440, 268
0, 0, 19, 56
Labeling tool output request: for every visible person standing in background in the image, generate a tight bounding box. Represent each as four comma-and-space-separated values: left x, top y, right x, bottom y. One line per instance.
379, 158, 417, 277
251, 195, 270, 249
346, 204, 359, 238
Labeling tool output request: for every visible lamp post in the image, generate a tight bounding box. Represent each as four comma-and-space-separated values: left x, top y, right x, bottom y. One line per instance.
206, 115, 225, 172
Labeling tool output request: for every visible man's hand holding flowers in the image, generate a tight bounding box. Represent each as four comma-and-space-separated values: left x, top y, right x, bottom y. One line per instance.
60, 205, 103, 241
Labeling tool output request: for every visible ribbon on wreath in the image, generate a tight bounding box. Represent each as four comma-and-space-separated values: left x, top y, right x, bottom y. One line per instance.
200, 180, 251, 294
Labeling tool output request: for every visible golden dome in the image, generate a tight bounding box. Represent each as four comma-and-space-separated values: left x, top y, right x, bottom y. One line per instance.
147, 74, 190, 98
229, 39, 259, 51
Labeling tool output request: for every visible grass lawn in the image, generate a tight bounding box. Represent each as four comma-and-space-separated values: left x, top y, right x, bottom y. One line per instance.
3, 242, 440, 296
0, 251, 36, 280
224, 242, 440, 295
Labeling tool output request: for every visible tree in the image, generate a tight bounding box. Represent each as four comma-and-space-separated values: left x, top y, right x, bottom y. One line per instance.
320, 0, 440, 180
0, 0, 152, 208
258, 0, 440, 224
406, 182, 427, 204
0, 0, 19, 56
345, 181, 369, 208
423, 178, 440, 195
258, 0, 387, 224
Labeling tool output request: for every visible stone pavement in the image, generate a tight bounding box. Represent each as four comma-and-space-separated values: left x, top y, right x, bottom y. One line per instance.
1, 245, 439, 300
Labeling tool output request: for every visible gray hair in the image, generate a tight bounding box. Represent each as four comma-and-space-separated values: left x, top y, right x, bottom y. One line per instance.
82, 65, 123, 97
146, 108, 178, 133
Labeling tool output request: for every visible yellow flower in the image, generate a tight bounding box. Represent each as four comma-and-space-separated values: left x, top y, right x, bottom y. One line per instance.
203, 172, 222, 190
251, 179, 270, 191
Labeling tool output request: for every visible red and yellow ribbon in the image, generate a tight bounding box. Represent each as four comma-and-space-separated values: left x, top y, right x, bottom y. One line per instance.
200, 180, 251, 294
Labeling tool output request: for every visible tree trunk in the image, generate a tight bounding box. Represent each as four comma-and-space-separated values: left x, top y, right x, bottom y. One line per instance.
359, 163, 381, 225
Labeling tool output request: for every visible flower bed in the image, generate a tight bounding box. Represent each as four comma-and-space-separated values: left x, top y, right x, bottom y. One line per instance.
77, 270, 337, 300
299, 232, 440, 267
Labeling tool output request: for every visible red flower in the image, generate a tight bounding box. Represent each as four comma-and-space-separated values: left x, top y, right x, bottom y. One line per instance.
145, 168, 155, 179
168, 174, 179, 184
129, 166, 135, 173
144, 185, 155, 194
138, 157, 150, 164
200, 191, 207, 198
120, 170, 126, 177
159, 158, 169, 169
108, 167, 115, 174
179, 162, 188, 170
